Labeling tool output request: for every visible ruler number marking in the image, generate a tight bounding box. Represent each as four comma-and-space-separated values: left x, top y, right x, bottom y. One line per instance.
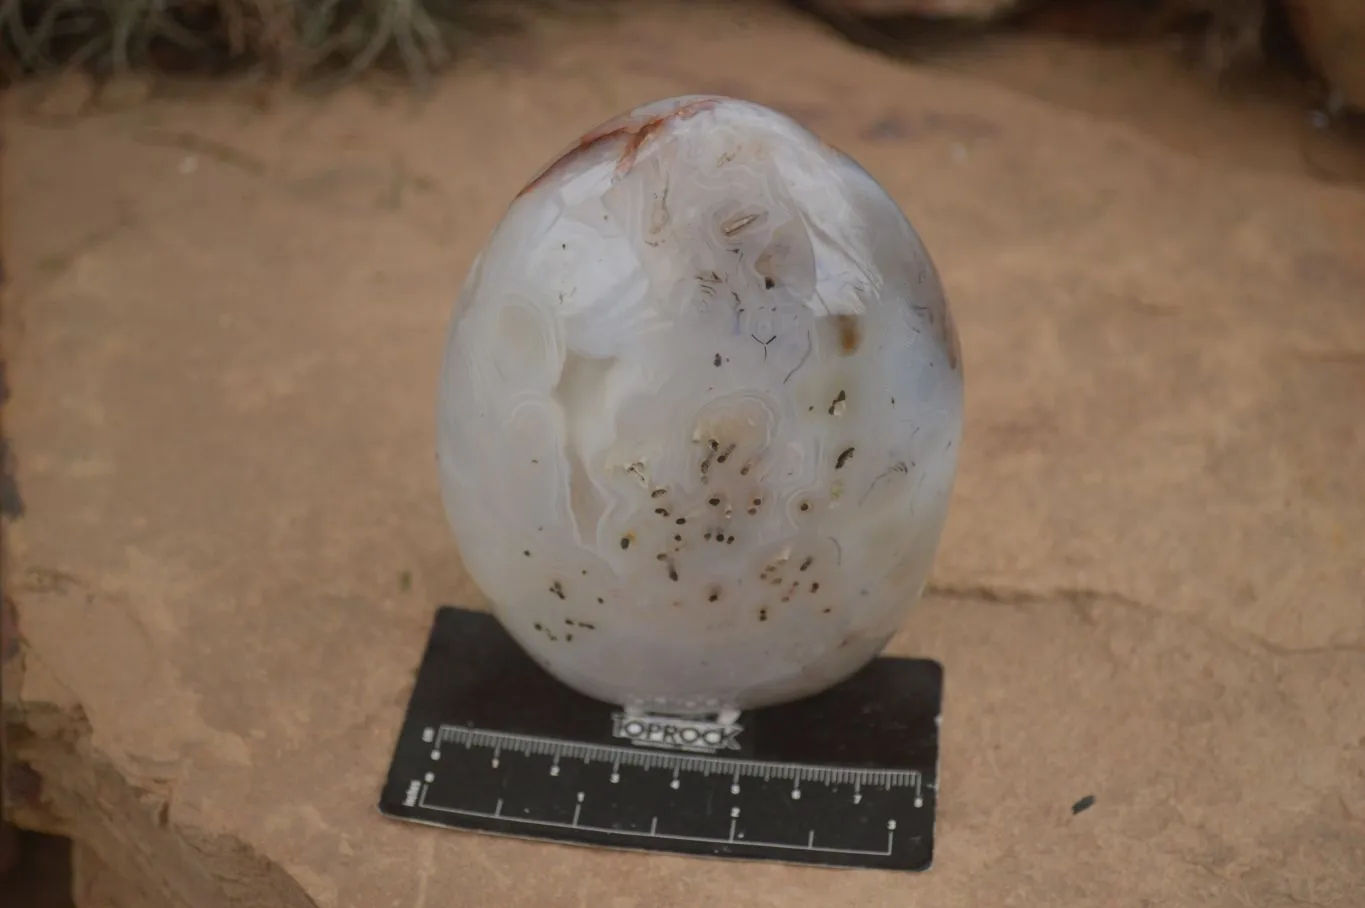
436, 725, 918, 789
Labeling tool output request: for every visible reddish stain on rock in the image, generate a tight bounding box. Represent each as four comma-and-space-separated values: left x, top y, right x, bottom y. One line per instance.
836, 314, 862, 355
517, 97, 722, 200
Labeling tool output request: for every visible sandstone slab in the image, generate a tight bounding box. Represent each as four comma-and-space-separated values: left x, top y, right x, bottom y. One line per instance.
3, 3, 1363, 907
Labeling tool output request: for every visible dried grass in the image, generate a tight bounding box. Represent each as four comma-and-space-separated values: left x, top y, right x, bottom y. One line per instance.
0, 0, 582, 87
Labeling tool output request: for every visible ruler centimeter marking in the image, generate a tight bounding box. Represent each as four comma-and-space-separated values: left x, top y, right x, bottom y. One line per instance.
414, 783, 899, 856
427, 724, 922, 789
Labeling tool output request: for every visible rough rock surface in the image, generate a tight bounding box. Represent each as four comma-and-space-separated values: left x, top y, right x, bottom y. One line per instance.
806, 0, 1021, 18
1286, 0, 1365, 110
4, 3, 1364, 907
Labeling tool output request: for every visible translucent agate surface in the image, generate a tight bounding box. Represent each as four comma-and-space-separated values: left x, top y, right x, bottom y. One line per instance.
437, 96, 963, 717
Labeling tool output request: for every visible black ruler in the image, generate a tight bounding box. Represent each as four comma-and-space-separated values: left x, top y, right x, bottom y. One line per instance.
379, 606, 943, 871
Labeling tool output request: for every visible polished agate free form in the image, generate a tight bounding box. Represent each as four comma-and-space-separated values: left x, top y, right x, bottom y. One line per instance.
437, 95, 963, 719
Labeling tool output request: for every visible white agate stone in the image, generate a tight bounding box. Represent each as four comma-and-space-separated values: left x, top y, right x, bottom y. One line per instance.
436, 96, 963, 718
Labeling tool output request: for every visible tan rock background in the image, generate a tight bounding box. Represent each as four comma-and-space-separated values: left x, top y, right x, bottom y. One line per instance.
4, 2, 1364, 906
